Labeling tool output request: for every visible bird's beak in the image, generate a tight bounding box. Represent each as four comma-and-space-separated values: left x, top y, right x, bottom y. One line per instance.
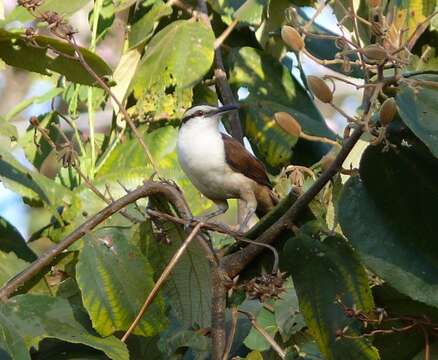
211, 104, 239, 116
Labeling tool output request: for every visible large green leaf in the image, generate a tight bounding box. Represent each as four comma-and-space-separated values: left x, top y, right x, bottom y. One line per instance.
282, 231, 379, 360
131, 19, 215, 97
138, 217, 213, 328
0, 29, 112, 86
338, 144, 438, 308
5, 0, 90, 23
0, 217, 36, 262
228, 47, 335, 171
372, 284, 438, 360
396, 74, 438, 158
128, 1, 172, 49
273, 279, 305, 342
76, 225, 167, 337
0, 294, 129, 360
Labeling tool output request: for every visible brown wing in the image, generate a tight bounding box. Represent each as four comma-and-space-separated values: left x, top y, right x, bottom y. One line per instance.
221, 133, 272, 188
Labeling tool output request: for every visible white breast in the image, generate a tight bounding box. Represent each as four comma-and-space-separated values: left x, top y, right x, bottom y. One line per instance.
177, 119, 248, 200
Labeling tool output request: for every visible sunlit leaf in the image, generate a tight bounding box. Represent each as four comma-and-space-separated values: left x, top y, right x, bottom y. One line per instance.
76, 225, 167, 337
128, 1, 172, 49
229, 47, 335, 171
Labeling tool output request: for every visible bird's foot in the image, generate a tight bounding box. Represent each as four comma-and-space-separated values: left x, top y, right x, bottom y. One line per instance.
183, 216, 208, 231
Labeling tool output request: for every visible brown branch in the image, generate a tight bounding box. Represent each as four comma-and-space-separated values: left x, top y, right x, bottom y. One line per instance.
0, 181, 192, 301
222, 125, 364, 278
211, 266, 228, 359
121, 222, 203, 342
196, 0, 243, 143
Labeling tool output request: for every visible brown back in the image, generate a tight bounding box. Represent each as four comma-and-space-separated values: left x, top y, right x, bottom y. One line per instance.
221, 133, 272, 189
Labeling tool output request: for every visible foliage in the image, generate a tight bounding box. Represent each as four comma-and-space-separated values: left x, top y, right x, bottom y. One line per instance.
0, 0, 438, 359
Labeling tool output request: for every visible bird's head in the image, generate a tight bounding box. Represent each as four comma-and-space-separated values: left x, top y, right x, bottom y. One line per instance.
181, 104, 238, 127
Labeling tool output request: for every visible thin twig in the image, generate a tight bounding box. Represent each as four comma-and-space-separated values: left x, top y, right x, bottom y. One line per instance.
121, 222, 203, 342
215, 18, 238, 49
222, 306, 238, 360
238, 310, 286, 359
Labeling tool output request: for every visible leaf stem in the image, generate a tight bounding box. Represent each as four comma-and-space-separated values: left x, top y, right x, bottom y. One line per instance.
87, 0, 104, 177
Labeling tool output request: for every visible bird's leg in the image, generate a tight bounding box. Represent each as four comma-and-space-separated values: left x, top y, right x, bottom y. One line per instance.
191, 200, 229, 224
239, 191, 257, 232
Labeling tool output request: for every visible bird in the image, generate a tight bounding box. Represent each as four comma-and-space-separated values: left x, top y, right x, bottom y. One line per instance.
177, 104, 278, 230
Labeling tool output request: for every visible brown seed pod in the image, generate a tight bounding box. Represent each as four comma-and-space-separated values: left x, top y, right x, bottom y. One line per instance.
274, 112, 302, 137
379, 97, 397, 125
281, 26, 304, 52
307, 75, 333, 103
362, 44, 387, 62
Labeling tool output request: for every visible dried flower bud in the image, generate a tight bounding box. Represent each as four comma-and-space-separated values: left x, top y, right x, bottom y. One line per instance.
281, 26, 304, 52
274, 112, 302, 137
362, 44, 387, 62
307, 75, 333, 103
368, 0, 381, 7
379, 98, 397, 125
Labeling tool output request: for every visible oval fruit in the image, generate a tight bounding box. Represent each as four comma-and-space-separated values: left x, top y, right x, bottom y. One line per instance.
307, 76, 333, 103
274, 112, 302, 137
281, 26, 304, 52
379, 97, 397, 125
363, 44, 387, 62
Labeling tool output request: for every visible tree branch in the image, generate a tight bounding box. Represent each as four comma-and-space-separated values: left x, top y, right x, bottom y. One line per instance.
0, 181, 194, 301
222, 125, 364, 278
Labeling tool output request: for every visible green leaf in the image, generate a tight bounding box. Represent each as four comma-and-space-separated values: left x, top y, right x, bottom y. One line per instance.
131, 20, 214, 117
243, 306, 278, 351
282, 231, 379, 360
76, 226, 167, 337
132, 19, 214, 92
19, 112, 60, 170
0, 117, 17, 140
396, 74, 438, 158
160, 329, 210, 359
0, 147, 80, 219
139, 217, 213, 328
234, 0, 268, 25
0, 29, 112, 86
4, 87, 63, 121
128, 1, 172, 49
0, 294, 129, 360
0, 251, 29, 288
5, 0, 90, 23
0, 217, 36, 262
338, 144, 438, 308
372, 284, 438, 360
274, 279, 305, 342
228, 47, 335, 171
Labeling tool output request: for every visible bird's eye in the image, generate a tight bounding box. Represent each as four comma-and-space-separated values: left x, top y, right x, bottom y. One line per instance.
195, 111, 204, 117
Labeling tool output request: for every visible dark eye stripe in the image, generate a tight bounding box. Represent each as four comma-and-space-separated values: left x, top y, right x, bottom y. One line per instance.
181, 110, 204, 124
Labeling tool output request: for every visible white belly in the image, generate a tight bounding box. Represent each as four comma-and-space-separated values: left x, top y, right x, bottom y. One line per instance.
177, 122, 249, 200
